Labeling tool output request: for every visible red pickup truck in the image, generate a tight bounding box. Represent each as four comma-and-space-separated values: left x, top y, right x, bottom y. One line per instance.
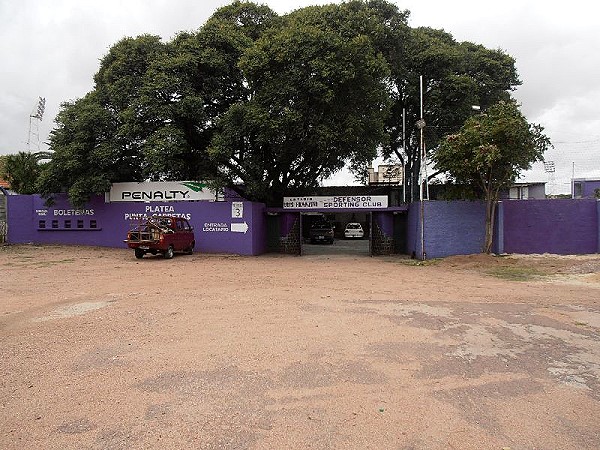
124, 216, 195, 259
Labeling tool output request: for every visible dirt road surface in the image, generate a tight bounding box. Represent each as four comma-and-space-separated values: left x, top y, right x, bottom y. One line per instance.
1, 245, 600, 449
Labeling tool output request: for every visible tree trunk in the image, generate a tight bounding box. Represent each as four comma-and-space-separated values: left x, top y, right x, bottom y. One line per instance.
483, 193, 498, 254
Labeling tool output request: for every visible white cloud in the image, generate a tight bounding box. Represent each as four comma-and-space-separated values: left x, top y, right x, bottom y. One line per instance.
1, 0, 599, 193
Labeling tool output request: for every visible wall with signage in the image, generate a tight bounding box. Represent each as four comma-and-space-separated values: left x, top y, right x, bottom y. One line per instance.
283, 195, 388, 210
107, 181, 217, 202
7, 193, 267, 256
7, 186, 598, 259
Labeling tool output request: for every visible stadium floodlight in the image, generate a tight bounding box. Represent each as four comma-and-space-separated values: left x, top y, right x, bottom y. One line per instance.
32, 97, 46, 120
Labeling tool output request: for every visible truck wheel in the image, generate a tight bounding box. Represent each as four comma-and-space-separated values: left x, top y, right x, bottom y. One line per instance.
185, 242, 194, 255
164, 245, 174, 259
134, 248, 144, 259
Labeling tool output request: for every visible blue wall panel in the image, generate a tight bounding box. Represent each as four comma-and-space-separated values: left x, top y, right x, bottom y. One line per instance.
422, 201, 486, 259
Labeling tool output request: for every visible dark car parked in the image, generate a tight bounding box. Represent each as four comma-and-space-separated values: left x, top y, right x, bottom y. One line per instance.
124, 216, 195, 259
309, 221, 334, 244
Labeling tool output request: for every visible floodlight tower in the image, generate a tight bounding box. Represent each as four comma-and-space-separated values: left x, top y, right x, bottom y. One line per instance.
27, 97, 46, 152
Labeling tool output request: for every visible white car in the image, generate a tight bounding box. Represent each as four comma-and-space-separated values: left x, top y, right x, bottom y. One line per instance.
344, 222, 364, 239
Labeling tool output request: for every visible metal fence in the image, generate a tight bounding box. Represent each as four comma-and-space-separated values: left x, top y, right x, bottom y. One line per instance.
0, 220, 6, 244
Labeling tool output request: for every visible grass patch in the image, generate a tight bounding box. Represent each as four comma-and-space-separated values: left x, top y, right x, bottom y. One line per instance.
485, 266, 546, 281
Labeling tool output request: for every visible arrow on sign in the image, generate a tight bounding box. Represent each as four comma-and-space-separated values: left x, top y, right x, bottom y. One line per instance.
231, 222, 249, 234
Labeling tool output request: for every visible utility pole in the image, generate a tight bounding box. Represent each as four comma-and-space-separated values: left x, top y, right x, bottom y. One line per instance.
417, 76, 427, 259
402, 107, 406, 203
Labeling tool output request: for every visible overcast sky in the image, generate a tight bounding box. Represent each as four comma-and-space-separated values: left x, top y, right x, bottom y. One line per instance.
1, 0, 599, 194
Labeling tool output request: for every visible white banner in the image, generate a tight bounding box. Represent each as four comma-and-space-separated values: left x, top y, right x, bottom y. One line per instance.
283, 195, 388, 209
108, 181, 216, 202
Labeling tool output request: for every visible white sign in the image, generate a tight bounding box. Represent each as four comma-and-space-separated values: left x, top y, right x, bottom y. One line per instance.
203, 222, 229, 232
231, 222, 249, 233
53, 209, 95, 216
108, 181, 216, 202
232, 202, 244, 218
123, 205, 192, 221
283, 195, 388, 209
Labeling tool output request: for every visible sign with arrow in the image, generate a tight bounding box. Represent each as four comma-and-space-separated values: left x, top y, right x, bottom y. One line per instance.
231, 222, 249, 234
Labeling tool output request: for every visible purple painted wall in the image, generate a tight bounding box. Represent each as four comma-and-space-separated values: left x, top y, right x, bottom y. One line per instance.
7, 194, 267, 256
279, 212, 300, 236
422, 201, 487, 259
250, 202, 267, 255
577, 179, 600, 198
7, 194, 598, 258
406, 202, 421, 257
501, 199, 598, 255
373, 211, 394, 236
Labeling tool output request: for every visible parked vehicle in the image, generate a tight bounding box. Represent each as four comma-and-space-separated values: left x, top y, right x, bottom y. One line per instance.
344, 222, 364, 239
309, 221, 334, 244
124, 216, 195, 259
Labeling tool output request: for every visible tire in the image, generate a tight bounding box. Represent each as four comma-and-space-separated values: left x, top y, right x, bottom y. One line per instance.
185, 242, 194, 255
134, 248, 144, 259
164, 245, 174, 259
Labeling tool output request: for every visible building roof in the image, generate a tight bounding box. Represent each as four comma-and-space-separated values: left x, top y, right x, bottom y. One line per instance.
510, 181, 546, 187
572, 178, 600, 182
0, 179, 10, 189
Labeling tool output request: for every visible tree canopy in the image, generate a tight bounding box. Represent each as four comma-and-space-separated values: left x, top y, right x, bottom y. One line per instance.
2, 151, 49, 195
434, 100, 551, 253
40, 0, 522, 207
0, 155, 6, 180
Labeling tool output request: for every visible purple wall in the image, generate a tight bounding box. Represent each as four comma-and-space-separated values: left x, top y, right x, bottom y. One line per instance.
581, 180, 600, 198
373, 211, 394, 236
422, 201, 486, 259
501, 199, 599, 255
407, 199, 599, 259
7, 194, 599, 258
250, 202, 267, 255
7, 194, 267, 256
279, 212, 300, 236
406, 202, 420, 257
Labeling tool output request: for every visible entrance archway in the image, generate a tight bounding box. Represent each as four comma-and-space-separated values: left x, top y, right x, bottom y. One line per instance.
301, 212, 371, 256
266, 205, 409, 257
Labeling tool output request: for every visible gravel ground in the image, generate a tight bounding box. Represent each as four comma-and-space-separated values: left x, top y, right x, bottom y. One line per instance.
1, 245, 600, 449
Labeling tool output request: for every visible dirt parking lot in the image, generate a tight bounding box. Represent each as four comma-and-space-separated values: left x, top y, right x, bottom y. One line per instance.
1, 244, 600, 449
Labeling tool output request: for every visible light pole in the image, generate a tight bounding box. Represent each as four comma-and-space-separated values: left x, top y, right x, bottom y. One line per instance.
27, 97, 46, 152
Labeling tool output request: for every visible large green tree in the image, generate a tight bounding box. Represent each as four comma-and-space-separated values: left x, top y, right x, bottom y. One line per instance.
40, 0, 522, 207
209, 2, 392, 203
434, 100, 551, 253
39, 35, 167, 205
40, 2, 276, 206
378, 25, 520, 200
